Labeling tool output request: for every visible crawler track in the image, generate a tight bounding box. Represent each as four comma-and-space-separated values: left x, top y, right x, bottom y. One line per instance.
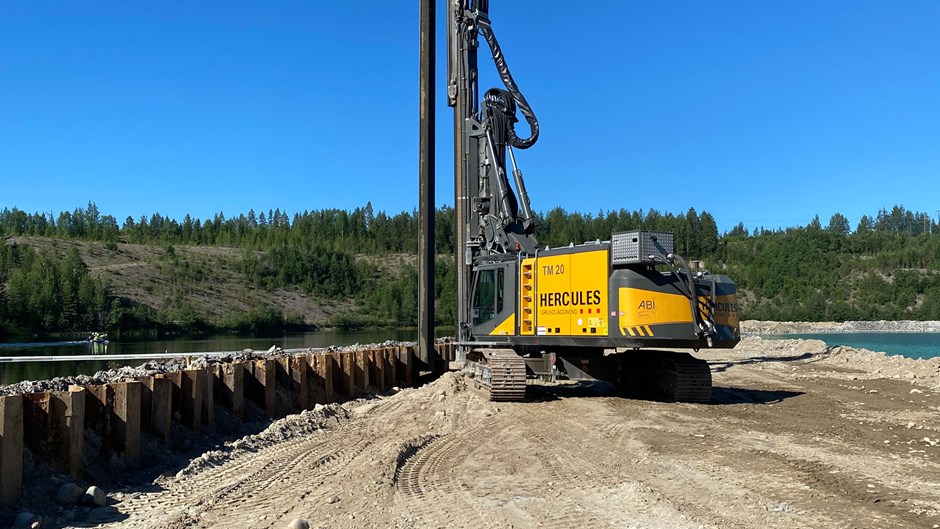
465, 348, 527, 401
669, 352, 713, 403
618, 350, 713, 403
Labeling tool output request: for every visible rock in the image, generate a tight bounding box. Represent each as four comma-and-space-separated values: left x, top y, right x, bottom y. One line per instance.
60, 510, 77, 523
110, 452, 126, 470
54, 482, 85, 505
83, 485, 108, 507
287, 519, 310, 529
88, 505, 120, 521
13, 512, 39, 528
326, 494, 341, 504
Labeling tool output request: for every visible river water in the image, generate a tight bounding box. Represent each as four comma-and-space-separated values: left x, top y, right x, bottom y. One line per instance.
0, 329, 453, 385
762, 332, 940, 360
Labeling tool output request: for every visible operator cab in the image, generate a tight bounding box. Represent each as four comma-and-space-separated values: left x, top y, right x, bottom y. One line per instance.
467, 260, 517, 339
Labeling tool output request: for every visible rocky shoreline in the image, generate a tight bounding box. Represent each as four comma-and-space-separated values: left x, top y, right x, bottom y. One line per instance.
741, 319, 940, 335
734, 335, 940, 389
0, 340, 414, 397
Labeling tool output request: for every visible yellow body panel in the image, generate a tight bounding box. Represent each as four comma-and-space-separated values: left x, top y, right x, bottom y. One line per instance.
521, 249, 609, 336
619, 289, 738, 336
619, 289, 691, 335
489, 313, 516, 336
712, 295, 739, 328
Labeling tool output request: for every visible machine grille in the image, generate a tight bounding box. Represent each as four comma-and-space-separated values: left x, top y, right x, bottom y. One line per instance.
611, 230, 674, 265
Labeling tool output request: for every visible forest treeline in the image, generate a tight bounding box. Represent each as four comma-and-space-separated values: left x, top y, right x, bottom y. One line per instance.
721, 210, 940, 321
0, 244, 112, 333
0, 202, 723, 256
1, 202, 939, 336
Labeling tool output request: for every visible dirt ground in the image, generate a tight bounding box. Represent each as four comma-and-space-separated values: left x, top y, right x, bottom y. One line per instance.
87, 337, 939, 529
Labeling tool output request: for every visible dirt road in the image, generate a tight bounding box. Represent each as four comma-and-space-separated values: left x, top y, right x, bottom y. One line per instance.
94, 337, 940, 529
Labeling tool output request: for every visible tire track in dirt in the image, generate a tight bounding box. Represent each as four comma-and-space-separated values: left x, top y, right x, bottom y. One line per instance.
394, 398, 636, 529
512, 399, 693, 529
200, 436, 372, 528
109, 431, 365, 528
598, 383, 934, 529
392, 419, 509, 528
112, 436, 312, 526
446, 398, 719, 529
776, 455, 929, 529
553, 397, 798, 529
103, 399, 400, 529
520, 429, 615, 528
120, 386, 457, 528
196, 397, 424, 528
183, 396, 413, 524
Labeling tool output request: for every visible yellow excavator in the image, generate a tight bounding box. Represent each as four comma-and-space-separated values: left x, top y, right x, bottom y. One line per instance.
447, 0, 740, 402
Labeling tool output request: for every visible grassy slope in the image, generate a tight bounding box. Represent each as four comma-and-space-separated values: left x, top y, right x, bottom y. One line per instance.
8, 237, 362, 328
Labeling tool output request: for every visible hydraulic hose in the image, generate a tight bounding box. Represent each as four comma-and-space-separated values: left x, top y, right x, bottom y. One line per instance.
477, 15, 539, 149
653, 253, 716, 342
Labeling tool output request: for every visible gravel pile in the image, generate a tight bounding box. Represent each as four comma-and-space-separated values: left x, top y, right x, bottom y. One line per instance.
0, 366, 152, 397
742, 319, 940, 334
319, 340, 416, 353
170, 403, 353, 483
738, 336, 940, 388
0, 346, 323, 397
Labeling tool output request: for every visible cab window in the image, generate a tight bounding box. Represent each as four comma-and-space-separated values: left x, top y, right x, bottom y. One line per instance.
472, 268, 504, 325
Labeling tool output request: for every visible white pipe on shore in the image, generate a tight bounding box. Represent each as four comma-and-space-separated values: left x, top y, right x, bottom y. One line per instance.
0, 347, 325, 363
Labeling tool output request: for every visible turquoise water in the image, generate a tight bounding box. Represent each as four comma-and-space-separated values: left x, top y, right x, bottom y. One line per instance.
764, 332, 940, 360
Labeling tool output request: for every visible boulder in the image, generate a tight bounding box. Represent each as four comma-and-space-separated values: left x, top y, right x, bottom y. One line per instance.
54, 482, 85, 505
13, 512, 39, 528
83, 485, 108, 507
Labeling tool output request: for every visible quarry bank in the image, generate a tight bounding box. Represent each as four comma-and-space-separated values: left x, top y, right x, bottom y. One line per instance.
742, 319, 940, 334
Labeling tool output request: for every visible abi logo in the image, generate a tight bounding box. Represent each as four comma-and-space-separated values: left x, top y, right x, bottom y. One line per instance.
637, 300, 656, 310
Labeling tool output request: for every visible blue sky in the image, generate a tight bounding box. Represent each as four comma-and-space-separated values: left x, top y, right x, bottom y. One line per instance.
2, 1, 938, 233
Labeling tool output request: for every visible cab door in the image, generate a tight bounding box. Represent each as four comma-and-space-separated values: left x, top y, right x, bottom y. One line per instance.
469, 261, 517, 337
